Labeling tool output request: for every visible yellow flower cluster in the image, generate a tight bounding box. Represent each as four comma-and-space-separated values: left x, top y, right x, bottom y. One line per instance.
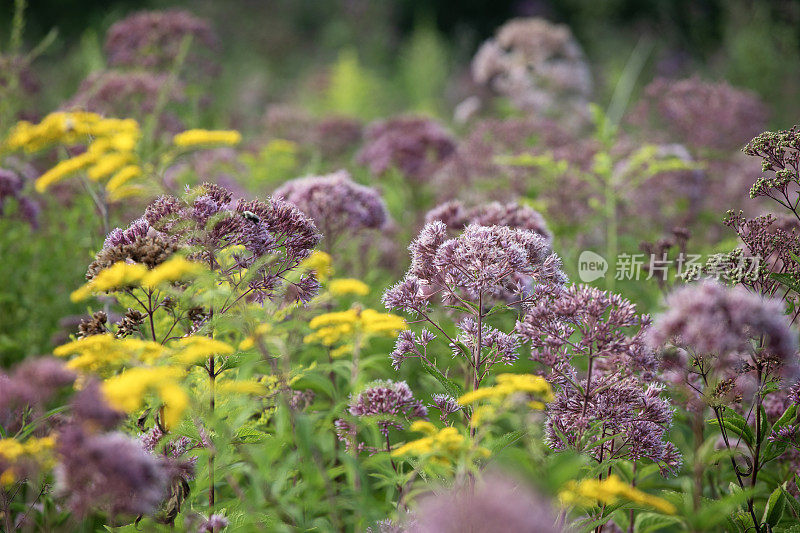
71, 257, 205, 302
301, 251, 333, 283
304, 308, 407, 351
102, 366, 187, 429
328, 278, 370, 296
559, 475, 676, 515
54, 333, 234, 374
173, 129, 242, 148
54, 334, 164, 372
3, 111, 143, 197
458, 374, 554, 409
391, 421, 489, 466
239, 323, 273, 351
0, 436, 56, 486
170, 335, 235, 364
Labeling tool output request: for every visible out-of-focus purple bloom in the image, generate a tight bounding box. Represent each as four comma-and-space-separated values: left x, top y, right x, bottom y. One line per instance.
357, 116, 456, 183
472, 17, 592, 119
0, 358, 75, 434
70, 380, 126, 431
0, 167, 40, 228
55, 427, 169, 517
409, 473, 562, 533
196, 514, 229, 533
64, 70, 186, 132
648, 281, 796, 366
104, 10, 218, 75
630, 77, 768, 152
273, 170, 388, 244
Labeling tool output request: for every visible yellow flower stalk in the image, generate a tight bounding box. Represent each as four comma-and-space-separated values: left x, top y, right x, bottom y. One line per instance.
0, 436, 57, 486
141, 256, 204, 289
70, 261, 148, 302
301, 250, 333, 283
34, 151, 97, 192
54, 334, 164, 372
559, 475, 676, 515
458, 374, 553, 406
304, 308, 407, 348
328, 278, 370, 296
239, 323, 273, 350
173, 129, 242, 148
391, 423, 490, 466
171, 336, 234, 364
102, 366, 187, 427
87, 152, 132, 181
105, 165, 142, 192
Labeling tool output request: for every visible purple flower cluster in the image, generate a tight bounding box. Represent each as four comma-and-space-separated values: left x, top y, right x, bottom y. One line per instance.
517, 285, 680, 472
383, 222, 564, 312
347, 380, 428, 436
105, 183, 322, 304
55, 428, 170, 517
429, 393, 462, 423
425, 200, 552, 246
409, 473, 562, 533
273, 170, 388, 244
357, 116, 456, 183
648, 281, 796, 366
0, 167, 40, 227
471, 17, 592, 118
390, 329, 436, 370
64, 70, 186, 132
0, 357, 75, 434
104, 10, 218, 74
744, 126, 800, 200
455, 316, 521, 367
517, 284, 656, 378
631, 77, 768, 152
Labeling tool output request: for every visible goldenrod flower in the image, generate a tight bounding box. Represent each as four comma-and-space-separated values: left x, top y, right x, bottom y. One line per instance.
171, 336, 234, 364
35, 151, 97, 192
392, 424, 489, 466
328, 278, 370, 296
102, 366, 187, 428
54, 334, 164, 372
0, 436, 57, 486
458, 374, 553, 406
173, 129, 241, 148
559, 475, 676, 515
105, 165, 142, 192
304, 308, 407, 349
239, 323, 273, 350
141, 256, 204, 289
87, 152, 132, 181
301, 250, 333, 282
70, 261, 148, 302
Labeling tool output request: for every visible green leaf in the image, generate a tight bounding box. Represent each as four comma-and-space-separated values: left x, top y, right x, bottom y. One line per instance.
763, 484, 787, 527
634, 512, 684, 533
707, 410, 755, 449
421, 361, 464, 400
771, 272, 800, 294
